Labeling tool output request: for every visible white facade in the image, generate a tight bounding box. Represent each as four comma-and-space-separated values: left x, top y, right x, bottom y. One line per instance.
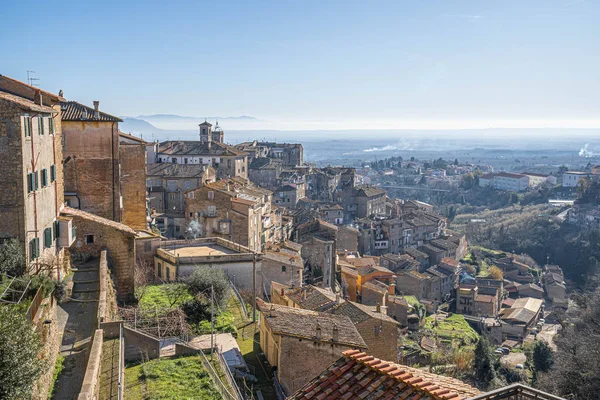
562, 171, 591, 187
479, 173, 529, 191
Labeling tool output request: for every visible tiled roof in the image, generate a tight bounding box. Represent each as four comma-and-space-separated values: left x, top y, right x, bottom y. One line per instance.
61, 101, 122, 122
119, 131, 146, 144
147, 163, 212, 178
431, 239, 458, 252
0, 91, 56, 113
285, 285, 337, 311
61, 207, 136, 236
404, 247, 429, 260
329, 300, 399, 326
356, 186, 387, 197
257, 301, 367, 348
289, 350, 481, 400
158, 140, 245, 157
475, 294, 495, 303
499, 297, 543, 325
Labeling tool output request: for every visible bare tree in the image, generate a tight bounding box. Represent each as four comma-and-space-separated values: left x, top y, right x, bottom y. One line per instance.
134, 258, 157, 302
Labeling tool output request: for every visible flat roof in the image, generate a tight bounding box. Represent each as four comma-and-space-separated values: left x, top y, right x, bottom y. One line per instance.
163, 243, 239, 257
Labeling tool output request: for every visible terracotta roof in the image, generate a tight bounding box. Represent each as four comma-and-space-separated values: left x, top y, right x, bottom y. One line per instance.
496, 172, 527, 179
61, 101, 122, 122
289, 350, 481, 400
257, 301, 367, 348
356, 186, 387, 197
0, 91, 56, 113
285, 285, 337, 311
475, 294, 495, 304
60, 207, 136, 236
158, 140, 245, 157
404, 247, 429, 260
330, 300, 399, 326
499, 297, 543, 325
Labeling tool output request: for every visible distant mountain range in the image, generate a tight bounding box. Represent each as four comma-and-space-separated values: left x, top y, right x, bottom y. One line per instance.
132, 114, 257, 121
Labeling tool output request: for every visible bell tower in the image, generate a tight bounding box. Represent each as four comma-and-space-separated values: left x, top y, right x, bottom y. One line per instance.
199, 119, 213, 143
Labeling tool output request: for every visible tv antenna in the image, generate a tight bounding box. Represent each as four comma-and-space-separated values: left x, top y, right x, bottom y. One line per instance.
27, 71, 39, 86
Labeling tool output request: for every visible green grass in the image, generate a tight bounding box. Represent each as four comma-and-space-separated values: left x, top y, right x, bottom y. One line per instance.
401, 295, 420, 307
136, 284, 193, 311
47, 353, 65, 399
124, 355, 221, 400
424, 313, 479, 345
194, 311, 237, 335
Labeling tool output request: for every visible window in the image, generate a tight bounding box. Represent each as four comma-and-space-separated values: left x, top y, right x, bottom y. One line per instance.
29, 238, 39, 260
242, 166, 245, 172
49, 118, 55, 134
185, 181, 191, 189
227, 159, 232, 167
54, 220, 60, 238
38, 117, 44, 135
189, 212, 193, 217
85, 235, 94, 244
50, 165, 56, 182
24, 116, 32, 137
44, 227, 52, 248
281, 265, 286, 272
166, 267, 171, 281
208, 191, 214, 200
188, 192, 194, 199
184, 158, 188, 164
27, 173, 35, 193
158, 262, 162, 278
171, 158, 177, 163
207, 205, 217, 216
41, 168, 48, 187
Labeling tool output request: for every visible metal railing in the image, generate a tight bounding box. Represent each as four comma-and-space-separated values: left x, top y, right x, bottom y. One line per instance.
198, 349, 242, 400
229, 282, 249, 323
118, 322, 124, 400
469, 384, 566, 400
216, 349, 246, 400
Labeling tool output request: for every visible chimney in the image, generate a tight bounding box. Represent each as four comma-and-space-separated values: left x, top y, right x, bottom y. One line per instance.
332, 324, 339, 342
93, 101, 99, 119
376, 303, 381, 313
315, 323, 321, 340
82, 107, 88, 120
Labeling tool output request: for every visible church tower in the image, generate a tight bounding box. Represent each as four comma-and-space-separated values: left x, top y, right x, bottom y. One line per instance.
212, 120, 224, 143
199, 120, 212, 143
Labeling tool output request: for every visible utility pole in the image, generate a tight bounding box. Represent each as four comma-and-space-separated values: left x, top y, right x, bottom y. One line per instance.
252, 254, 257, 322
210, 284, 214, 361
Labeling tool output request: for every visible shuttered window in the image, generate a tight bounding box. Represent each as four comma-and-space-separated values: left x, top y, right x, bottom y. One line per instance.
41, 169, 48, 187
24, 116, 32, 137
29, 238, 40, 260
44, 227, 52, 248
50, 165, 56, 182
49, 118, 55, 134
27, 173, 34, 193
38, 117, 44, 135
54, 220, 60, 239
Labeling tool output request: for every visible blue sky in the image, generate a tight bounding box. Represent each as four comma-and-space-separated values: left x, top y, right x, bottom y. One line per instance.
1, 0, 599, 129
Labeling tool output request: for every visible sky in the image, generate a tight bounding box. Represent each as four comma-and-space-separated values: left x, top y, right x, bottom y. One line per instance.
1, 0, 599, 130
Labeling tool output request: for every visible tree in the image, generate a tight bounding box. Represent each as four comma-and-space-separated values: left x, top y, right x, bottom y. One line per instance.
488, 266, 504, 280
454, 158, 459, 166
186, 267, 230, 307
509, 193, 519, 204
537, 287, 600, 398
0, 306, 46, 399
474, 336, 497, 388
0, 239, 26, 277
532, 340, 554, 373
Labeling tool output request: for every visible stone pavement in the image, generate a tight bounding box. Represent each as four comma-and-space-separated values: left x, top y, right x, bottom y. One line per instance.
52, 259, 100, 400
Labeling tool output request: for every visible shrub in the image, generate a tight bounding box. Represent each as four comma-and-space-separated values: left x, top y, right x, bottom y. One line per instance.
0, 306, 47, 399
0, 239, 26, 277
53, 280, 68, 303
186, 268, 230, 307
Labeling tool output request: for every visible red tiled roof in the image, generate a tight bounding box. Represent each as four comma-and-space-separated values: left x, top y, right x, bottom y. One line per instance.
61, 206, 136, 236
289, 350, 481, 400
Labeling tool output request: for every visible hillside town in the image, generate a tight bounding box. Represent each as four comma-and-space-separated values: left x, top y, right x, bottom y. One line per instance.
2, 73, 599, 400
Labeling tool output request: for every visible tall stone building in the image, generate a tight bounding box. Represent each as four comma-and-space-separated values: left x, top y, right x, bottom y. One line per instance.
62, 101, 147, 230
0, 75, 73, 274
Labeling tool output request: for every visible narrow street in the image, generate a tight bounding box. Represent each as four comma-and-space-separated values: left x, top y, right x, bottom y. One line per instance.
53, 259, 100, 400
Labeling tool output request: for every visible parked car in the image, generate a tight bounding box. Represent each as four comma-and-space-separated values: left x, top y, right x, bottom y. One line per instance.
500, 347, 511, 354
494, 349, 504, 355
516, 364, 524, 370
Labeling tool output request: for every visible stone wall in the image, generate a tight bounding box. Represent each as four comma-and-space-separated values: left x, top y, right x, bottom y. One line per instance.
32, 297, 62, 400
69, 214, 136, 301
120, 140, 147, 230
123, 326, 160, 362
77, 329, 104, 400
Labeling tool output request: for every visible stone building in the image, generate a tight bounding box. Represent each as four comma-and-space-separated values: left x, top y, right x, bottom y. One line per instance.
257, 300, 367, 396
62, 101, 123, 221
185, 177, 283, 251
295, 219, 338, 288
61, 207, 136, 300
328, 300, 400, 362
270, 283, 338, 312
0, 75, 70, 274
152, 237, 260, 292
274, 184, 303, 207
248, 157, 282, 190
148, 121, 248, 180
236, 141, 303, 169
261, 241, 303, 296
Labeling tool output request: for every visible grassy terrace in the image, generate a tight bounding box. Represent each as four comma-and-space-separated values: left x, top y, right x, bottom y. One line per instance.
424, 313, 479, 345
124, 355, 222, 400
136, 283, 193, 311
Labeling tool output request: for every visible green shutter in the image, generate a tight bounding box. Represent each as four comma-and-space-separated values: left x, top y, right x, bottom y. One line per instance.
41, 169, 47, 187
24, 117, 31, 137
49, 118, 55, 134
44, 227, 52, 248
50, 165, 56, 182
30, 238, 39, 260
38, 117, 44, 135
27, 173, 33, 193
34, 171, 39, 190
54, 220, 60, 239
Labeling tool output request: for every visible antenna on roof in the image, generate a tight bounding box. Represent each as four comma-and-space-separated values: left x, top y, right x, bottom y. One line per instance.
27, 70, 39, 87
